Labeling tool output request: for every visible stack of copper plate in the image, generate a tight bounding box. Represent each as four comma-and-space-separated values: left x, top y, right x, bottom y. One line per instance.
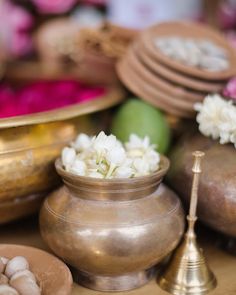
117, 22, 236, 118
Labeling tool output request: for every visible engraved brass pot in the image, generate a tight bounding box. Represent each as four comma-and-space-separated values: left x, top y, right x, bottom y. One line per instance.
0, 86, 124, 222
40, 156, 185, 292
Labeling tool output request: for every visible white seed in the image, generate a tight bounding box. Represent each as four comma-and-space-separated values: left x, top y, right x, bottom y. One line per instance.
1, 257, 9, 265
10, 269, 37, 282
0, 257, 8, 273
0, 285, 19, 295
10, 275, 41, 295
0, 274, 9, 284
5, 256, 29, 278
200, 56, 229, 71
0, 261, 4, 274
154, 36, 229, 72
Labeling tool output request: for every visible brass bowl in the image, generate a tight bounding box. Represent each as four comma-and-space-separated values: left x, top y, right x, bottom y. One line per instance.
0, 194, 45, 224
40, 156, 185, 292
0, 86, 124, 208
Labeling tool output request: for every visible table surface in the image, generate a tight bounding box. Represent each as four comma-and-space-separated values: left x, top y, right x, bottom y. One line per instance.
1, 216, 236, 295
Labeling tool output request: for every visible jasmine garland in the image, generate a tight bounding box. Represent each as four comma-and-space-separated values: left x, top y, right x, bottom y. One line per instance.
61, 132, 161, 178
194, 94, 236, 147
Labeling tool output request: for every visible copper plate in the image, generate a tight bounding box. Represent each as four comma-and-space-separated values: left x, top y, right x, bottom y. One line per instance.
117, 58, 194, 118
142, 21, 236, 80
0, 244, 72, 295
132, 44, 204, 102
126, 47, 199, 109
139, 37, 226, 92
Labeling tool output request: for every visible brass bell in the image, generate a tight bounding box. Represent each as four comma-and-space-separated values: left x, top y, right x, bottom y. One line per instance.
158, 151, 217, 295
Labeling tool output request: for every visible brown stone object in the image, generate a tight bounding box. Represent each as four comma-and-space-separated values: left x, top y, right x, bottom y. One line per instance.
167, 132, 236, 238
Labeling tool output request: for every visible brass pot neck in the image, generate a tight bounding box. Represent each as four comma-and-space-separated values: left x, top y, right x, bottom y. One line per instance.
55, 156, 170, 201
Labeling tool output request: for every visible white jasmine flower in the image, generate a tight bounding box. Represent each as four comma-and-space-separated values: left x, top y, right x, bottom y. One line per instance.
105, 146, 126, 178
114, 166, 134, 178
195, 95, 225, 139
93, 131, 117, 153
73, 133, 92, 151
61, 132, 161, 178
195, 94, 236, 148
92, 131, 118, 164
87, 158, 99, 169
69, 159, 87, 176
62, 147, 76, 170
106, 146, 126, 166
125, 134, 152, 151
143, 149, 160, 172
87, 171, 104, 179
133, 158, 150, 176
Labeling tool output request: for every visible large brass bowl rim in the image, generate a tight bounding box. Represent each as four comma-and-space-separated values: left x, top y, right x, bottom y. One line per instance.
55, 155, 170, 186
0, 86, 125, 129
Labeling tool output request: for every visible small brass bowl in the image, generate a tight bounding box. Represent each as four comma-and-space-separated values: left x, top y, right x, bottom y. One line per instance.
0, 86, 124, 222
40, 156, 185, 292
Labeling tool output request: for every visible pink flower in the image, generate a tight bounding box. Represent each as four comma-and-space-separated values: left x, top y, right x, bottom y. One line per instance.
81, 0, 107, 5
0, 81, 106, 118
0, 0, 33, 57
218, 0, 236, 30
225, 31, 236, 49
32, 0, 77, 14
223, 77, 236, 101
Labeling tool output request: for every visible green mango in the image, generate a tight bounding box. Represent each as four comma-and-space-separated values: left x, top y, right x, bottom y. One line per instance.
111, 99, 171, 154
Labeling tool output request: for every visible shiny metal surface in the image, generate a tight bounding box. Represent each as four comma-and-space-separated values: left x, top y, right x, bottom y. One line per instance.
77, 267, 156, 292
0, 117, 92, 202
0, 86, 125, 205
158, 151, 217, 295
40, 157, 185, 291
168, 133, 236, 238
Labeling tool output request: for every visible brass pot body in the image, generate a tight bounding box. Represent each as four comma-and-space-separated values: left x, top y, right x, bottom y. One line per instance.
40, 157, 185, 291
167, 132, 236, 238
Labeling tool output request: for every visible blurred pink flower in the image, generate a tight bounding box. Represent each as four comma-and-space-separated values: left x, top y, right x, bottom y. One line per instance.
32, 0, 77, 14
0, 0, 33, 57
225, 31, 236, 49
223, 77, 236, 101
81, 0, 107, 5
0, 80, 106, 118
218, 0, 236, 30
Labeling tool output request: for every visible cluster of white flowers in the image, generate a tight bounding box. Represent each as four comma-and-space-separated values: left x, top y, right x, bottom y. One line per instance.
194, 94, 236, 147
61, 131, 161, 179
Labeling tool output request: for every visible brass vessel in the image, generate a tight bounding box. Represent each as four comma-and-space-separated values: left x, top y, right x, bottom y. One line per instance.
0, 87, 124, 222
40, 156, 185, 292
158, 151, 217, 295
168, 132, 236, 238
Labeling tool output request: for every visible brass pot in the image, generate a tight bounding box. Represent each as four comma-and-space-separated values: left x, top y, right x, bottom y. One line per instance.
40, 156, 185, 292
167, 132, 236, 238
0, 86, 124, 222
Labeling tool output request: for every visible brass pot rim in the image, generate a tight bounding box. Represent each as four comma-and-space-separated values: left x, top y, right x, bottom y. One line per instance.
55, 155, 170, 185
0, 86, 125, 129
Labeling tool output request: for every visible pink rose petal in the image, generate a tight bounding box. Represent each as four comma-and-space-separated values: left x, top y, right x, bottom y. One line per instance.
0, 81, 106, 118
